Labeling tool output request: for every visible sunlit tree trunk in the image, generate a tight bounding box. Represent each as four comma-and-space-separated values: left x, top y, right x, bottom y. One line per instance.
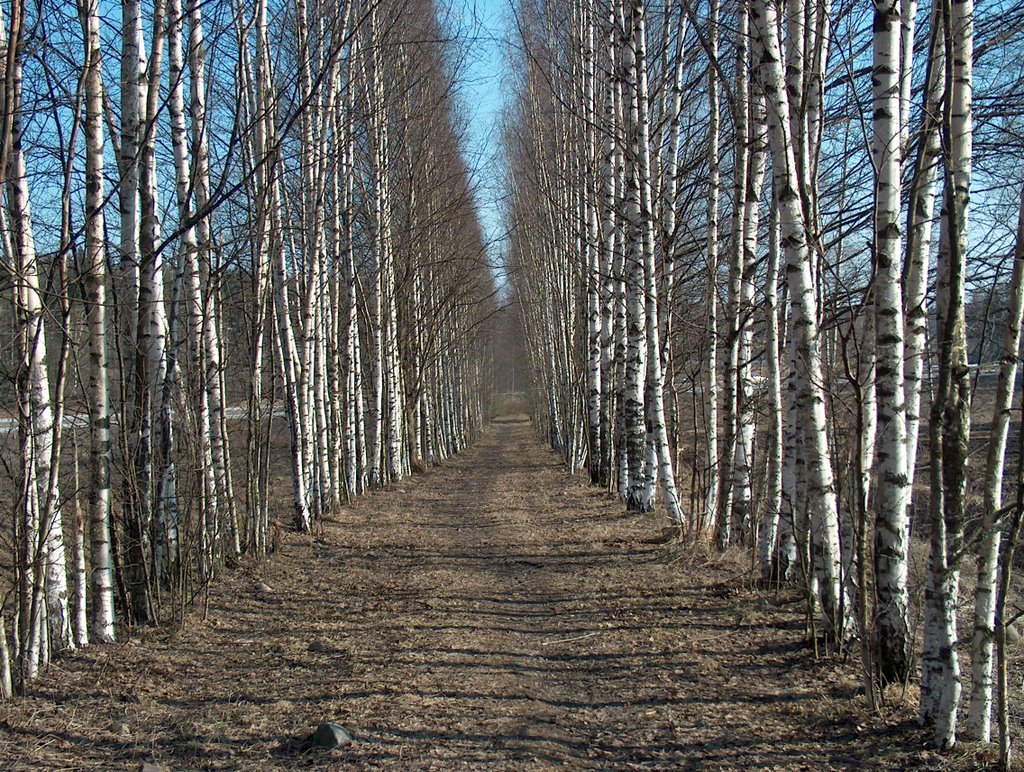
904, 0, 944, 512
751, 0, 849, 641
190, 0, 238, 553
585, 2, 603, 487
872, 0, 912, 684
703, 0, 720, 535
169, 0, 217, 569
967, 188, 1024, 742
598, 19, 620, 492
169, 0, 213, 571
732, 84, 767, 545
623, 0, 682, 523
718, 0, 748, 541
131, 0, 171, 624
759, 204, 783, 579
616, 0, 647, 510
921, 0, 973, 745
1, 26, 72, 653
80, 0, 115, 643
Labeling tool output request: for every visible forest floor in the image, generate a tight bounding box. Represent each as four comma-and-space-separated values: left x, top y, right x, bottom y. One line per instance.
0, 418, 1006, 770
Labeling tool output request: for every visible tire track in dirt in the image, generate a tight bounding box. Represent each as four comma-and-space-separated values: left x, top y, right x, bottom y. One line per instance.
0, 417, 940, 769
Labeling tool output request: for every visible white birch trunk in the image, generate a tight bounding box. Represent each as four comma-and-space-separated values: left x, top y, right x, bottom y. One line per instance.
619, 0, 682, 522
904, 0, 944, 506
872, 0, 912, 683
0, 614, 11, 699
190, 0, 237, 552
751, 0, 850, 641
967, 188, 1024, 741
852, 309, 877, 598
81, 0, 115, 643
70, 438, 88, 646
169, 0, 217, 569
704, 0, 720, 534
733, 86, 768, 544
1, 27, 73, 651
585, 4, 603, 486
120, 2, 148, 605
759, 204, 783, 579
131, 0, 170, 623
922, 0, 973, 743
617, 0, 648, 510
719, 0, 749, 540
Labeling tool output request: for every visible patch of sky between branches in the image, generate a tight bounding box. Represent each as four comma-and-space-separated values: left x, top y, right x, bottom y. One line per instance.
442, 0, 514, 293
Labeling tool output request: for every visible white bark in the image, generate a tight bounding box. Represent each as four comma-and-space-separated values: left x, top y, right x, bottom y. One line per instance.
733, 85, 768, 544
904, 0, 944, 510
872, 0, 912, 684
598, 22, 619, 491
750, 0, 850, 640
967, 188, 1024, 741
190, 0, 237, 552
81, 0, 115, 643
71, 438, 88, 646
0, 614, 11, 699
624, 0, 682, 523
759, 204, 783, 579
585, 3, 603, 486
854, 310, 877, 589
704, 0, 720, 534
719, 0, 749, 540
618, 0, 647, 510
2, 55, 73, 652
169, 0, 218, 569
922, 0, 973, 744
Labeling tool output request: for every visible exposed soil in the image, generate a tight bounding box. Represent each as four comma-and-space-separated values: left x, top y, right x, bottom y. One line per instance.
0, 418, 1004, 769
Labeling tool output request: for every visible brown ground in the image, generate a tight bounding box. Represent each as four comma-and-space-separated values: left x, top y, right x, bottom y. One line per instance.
0, 418, 1002, 769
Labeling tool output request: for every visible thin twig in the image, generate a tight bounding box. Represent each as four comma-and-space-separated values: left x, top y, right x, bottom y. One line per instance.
541, 631, 601, 646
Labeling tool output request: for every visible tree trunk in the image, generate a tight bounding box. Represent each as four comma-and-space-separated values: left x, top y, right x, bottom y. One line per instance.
967, 187, 1024, 741
872, 0, 912, 684
751, 0, 850, 643
921, 0, 973, 745
80, 0, 115, 643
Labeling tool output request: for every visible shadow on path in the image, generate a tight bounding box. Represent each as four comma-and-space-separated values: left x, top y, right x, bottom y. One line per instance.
0, 419, 935, 770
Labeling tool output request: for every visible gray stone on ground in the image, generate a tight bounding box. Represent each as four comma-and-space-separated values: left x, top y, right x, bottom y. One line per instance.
139, 763, 170, 772
312, 721, 353, 749
254, 581, 273, 594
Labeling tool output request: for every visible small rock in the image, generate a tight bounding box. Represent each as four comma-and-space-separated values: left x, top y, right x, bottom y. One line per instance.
1006, 624, 1021, 644
255, 581, 273, 594
140, 764, 170, 772
311, 721, 353, 749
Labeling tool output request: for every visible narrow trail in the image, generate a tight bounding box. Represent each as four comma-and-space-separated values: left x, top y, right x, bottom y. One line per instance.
1, 419, 932, 770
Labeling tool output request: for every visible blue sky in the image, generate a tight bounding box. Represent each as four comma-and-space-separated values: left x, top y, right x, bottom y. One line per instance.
445, 0, 515, 282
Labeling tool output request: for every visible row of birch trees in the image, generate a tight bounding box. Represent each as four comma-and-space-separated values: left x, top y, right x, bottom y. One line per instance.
0, 0, 494, 696
505, 0, 1024, 755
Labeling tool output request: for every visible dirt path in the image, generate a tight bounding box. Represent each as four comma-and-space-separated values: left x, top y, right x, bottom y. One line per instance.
1, 418, 941, 769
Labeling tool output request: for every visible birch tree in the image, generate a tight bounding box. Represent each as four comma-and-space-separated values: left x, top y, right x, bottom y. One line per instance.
920, 0, 973, 746
750, 0, 849, 641
1, 0, 73, 663
871, 0, 911, 684
80, 0, 115, 643
966, 188, 1024, 742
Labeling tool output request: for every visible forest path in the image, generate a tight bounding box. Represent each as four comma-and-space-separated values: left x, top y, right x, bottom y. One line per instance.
1, 418, 933, 769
